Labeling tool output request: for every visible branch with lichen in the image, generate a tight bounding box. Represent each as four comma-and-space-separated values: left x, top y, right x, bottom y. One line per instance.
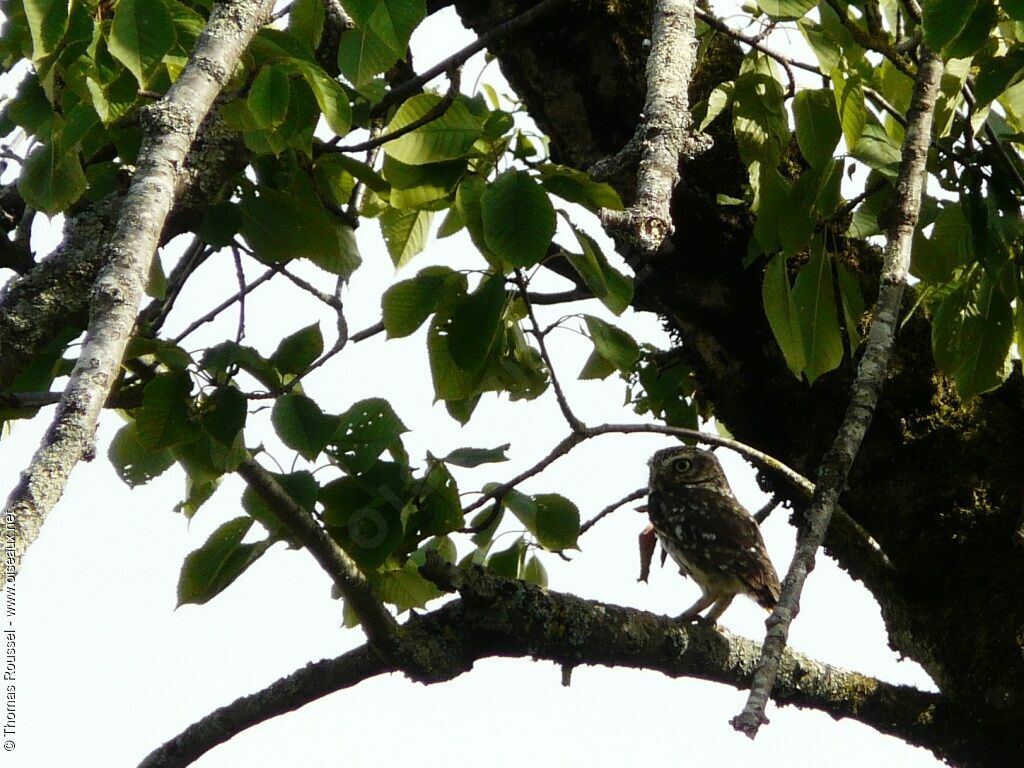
731, 50, 944, 739
594, 0, 711, 256
136, 554, 953, 768
2, 0, 277, 573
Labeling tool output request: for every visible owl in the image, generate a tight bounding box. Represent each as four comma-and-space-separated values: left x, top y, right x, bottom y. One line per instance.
646, 446, 780, 624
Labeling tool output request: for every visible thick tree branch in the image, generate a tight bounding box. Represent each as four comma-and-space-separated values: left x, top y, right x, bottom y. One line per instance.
137, 645, 388, 768
597, 0, 710, 254
731, 51, 944, 738
3, 0, 276, 572
138, 558, 952, 768
0, 114, 246, 393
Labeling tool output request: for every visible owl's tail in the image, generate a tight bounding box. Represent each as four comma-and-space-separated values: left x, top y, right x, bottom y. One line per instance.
751, 572, 781, 610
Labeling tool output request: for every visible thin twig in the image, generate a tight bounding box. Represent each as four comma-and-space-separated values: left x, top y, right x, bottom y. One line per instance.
371, 0, 569, 118
694, 9, 820, 94
172, 265, 282, 344
325, 69, 461, 154
731, 49, 943, 739
514, 269, 585, 433
579, 487, 647, 536
752, 493, 779, 525
455, 421, 891, 582
232, 246, 246, 343
278, 265, 344, 310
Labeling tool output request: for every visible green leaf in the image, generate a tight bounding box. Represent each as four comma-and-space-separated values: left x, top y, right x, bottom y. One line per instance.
320, 464, 407, 568
481, 170, 556, 268
443, 444, 510, 467
578, 348, 617, 380
108, 0, 175, 87
108, 421, 175, 487
292, 60, 353, 135
270, 322, 323, 375
248, 64, 291, 127
289, 0, 325, 49
329, 398, 407, 473
911, 204, 971, 282
455, 175, 494, 261
942, 0, 996, 59
698, 81, 734, 131
375, 564, 443, 612
199, 202, 243, 247
24, 0, 69, 60
973, 47, 1024, 106
792, 246, 844, 384
136, 371, 196, 450
383, 155, 463, 209
793, 88, 841, 167
337, 0, 425, 86
381, 265, 457, 338
201, 342, 282, 390
447, 275, 506, 372
177, 517, 272, 606
831, 70, 866, 150
383, 94, 482, 164
486, 537, 525, 579
757, 0, 817, 20
564, 223, 633, 314
271, 394, 338, 460
932, 272, 1014, 398
416, 460, 463, 535
239, 185, 360, 278
379, 207, 433, 268
241, 470, 317, 536
537, 164, 623, 212
835, 262, 865, 354
851, 123, 902, 180
733, 54, 788, 165
922, 0, 973, 53
522, 555, 548, 587
201, 386, 248, 446
583, 315, 640, 372
762, 253, 806, 378
533, 493, 580, 551
18, 142, 87, 214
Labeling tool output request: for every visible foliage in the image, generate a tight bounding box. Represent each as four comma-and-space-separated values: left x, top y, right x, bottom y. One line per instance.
1, 0, 1022, 636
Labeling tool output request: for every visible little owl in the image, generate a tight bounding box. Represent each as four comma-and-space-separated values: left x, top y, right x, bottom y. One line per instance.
647, 446, 780, 623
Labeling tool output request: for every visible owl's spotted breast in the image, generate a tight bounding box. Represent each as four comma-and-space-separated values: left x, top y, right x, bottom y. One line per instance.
646, 447, 781, 623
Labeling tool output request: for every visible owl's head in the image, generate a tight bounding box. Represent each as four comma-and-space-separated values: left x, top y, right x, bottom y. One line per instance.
648, 446, 729, 492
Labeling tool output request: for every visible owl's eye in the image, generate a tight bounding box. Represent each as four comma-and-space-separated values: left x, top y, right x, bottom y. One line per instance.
672, 458, 693, 474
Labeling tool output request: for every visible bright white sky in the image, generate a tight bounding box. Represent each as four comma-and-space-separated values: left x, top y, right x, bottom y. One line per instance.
2, 6, 945, 767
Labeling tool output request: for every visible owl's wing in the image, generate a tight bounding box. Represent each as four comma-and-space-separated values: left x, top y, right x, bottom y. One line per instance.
661, 488, 781, 609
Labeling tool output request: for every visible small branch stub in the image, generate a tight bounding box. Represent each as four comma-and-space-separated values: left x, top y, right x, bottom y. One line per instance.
596, 0, 711, 256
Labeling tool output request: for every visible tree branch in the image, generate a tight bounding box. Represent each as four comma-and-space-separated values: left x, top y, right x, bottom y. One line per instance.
514, 269, 585, 432
598, 0, 711, 255
0, 113, 246, 393
138, 558, 954, 768
3, 0, 277, 573
235, 457, 400, 650
137, 645, 388, 768
731, 50, 944, 738
371, 0, 568, 118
